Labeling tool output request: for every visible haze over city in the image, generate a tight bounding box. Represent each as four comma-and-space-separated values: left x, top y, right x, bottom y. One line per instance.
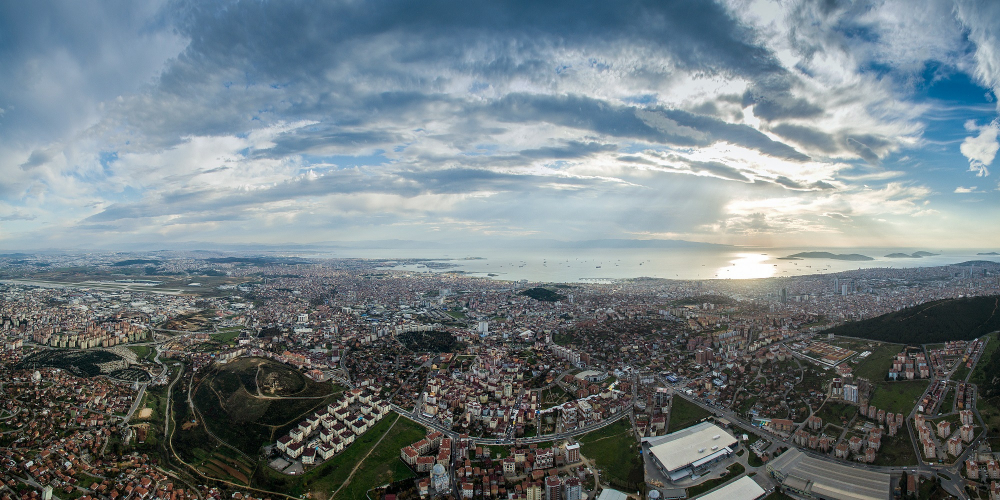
2, 0, 1000, 251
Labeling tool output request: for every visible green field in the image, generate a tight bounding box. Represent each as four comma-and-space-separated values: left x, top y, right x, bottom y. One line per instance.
668, 397, 711, 432
939, 387, 956, 414
211, 329, 241, 344
870, 424, 918, 467
952, 362, 971, 382
977, 396, 1000, 447
578, 419, 644, 491
814, 401, 858, 427
127, 345, 153, 360
853, 344, 900, 381
331, 415, 426, 500
254, 413, 425, 499
869, 380, 928, 414
971, 332, 1000, 387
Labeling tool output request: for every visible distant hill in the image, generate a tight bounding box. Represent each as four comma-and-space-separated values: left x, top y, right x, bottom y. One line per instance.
955, 261, 1000, 267
779, 252, 874, 261
112, 259, 161, 266
822, 295, 1000, 344
519, 287, 566, 302
978, 252, 1000, 256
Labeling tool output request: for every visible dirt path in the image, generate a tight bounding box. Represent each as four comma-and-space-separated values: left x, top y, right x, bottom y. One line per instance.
329, 414, 401, 499
583, 430, 629, 445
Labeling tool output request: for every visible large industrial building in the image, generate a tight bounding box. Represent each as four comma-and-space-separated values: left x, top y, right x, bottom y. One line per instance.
642, 421, 738, 482
767, 448, 891, 500
696, 476, 766, 500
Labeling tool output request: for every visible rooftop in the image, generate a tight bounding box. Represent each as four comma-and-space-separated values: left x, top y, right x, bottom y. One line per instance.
694, 476, 765, 500
643, 421, 738, 472
768, 448, 890, 500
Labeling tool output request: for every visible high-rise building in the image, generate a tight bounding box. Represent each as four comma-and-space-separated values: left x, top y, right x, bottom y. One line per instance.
545, 476, 562, 500
564, 443, 580, 463
563, 477, 581, 500
843, 384, 859, 403
781, 288, 787, 304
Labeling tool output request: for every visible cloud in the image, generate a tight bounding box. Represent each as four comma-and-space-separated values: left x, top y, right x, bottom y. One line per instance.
19, 149, 53, 170
954, 0, 1000, 108
823, 212, 852, 221
961, 120, 1000, 176
769, 123, 839, 153
0, 210, 35, 221
686, 160, 752, 182
0, 0, 996, 248
954, 186, 978, 193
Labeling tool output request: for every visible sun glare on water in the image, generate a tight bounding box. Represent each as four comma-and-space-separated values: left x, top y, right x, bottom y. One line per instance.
716, 253, 775, 279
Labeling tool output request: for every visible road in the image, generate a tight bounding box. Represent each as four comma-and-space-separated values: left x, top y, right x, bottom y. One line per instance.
665, 360, 993, 498
122, 383, 147, 424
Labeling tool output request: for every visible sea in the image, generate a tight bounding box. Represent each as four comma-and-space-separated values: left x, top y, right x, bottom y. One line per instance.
315, 247, 1000, 282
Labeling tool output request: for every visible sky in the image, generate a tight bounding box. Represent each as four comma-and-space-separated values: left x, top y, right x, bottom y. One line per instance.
2, 0, 1000, 251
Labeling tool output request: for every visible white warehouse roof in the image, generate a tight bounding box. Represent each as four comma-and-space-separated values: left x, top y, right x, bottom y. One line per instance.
694, 476, 765, 500
644, 421, 738, 473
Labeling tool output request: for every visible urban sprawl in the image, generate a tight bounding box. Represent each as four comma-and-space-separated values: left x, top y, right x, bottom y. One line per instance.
0, 253, 998, 500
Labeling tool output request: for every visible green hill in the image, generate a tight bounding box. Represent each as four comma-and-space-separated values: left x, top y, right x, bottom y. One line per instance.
519, 287, 566, 302
821, 295, 1000, 344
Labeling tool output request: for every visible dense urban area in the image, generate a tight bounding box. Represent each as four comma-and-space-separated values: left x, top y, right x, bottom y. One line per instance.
1, 252, 1000, 500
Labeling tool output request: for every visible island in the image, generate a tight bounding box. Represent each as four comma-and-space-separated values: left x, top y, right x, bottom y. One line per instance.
884, 251, 940, 258
779, 251, 874, 261
978, 252, 1000, 255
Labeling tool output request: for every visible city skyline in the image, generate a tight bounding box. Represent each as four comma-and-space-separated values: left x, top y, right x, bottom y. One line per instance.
2, 1, 1000, 250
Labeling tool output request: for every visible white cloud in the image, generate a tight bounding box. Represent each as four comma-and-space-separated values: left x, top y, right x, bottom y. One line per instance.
2, 0, 1000, 249
960, 120, 1000, 176
955, 0, 1000, 108
954, 186, 978, 193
